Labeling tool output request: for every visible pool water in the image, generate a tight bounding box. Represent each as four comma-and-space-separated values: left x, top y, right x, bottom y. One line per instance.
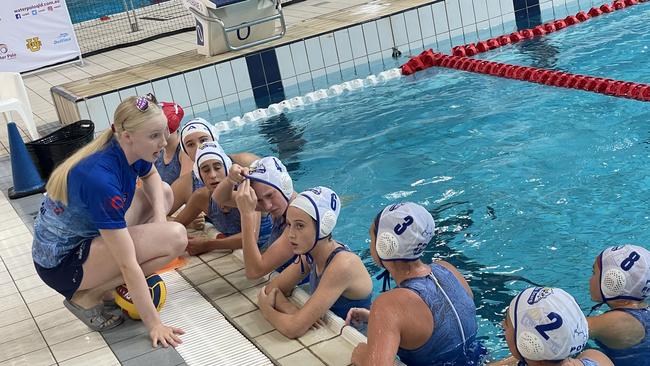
203, 3, 650, 360
67, 0, 163, 23
482, 2, 650, 82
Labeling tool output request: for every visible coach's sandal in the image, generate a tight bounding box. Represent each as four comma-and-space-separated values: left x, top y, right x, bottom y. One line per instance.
63, 299, 124, 331
103, 299, 119, 312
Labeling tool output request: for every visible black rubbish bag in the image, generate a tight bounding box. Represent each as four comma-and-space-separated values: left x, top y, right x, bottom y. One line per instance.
26, 120, 95, 181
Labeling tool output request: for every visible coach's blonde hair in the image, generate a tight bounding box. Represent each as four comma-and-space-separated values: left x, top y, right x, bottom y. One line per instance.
46, 96, 162, 204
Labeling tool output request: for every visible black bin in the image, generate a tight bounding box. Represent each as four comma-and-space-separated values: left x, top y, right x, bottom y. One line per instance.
26, 120, 95, 181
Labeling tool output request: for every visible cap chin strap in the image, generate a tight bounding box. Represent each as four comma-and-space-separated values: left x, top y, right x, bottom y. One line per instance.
294, 254, 314, 275
587, 302, 606, 316
294, 194, 321, 275
376, 268, 392, 292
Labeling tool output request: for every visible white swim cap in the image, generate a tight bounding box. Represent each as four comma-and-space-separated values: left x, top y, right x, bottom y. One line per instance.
599, 244, 650, 302
509, 287, 588, 361
247, 157, 293, 202
180, 117, 217, 154
193, 141, 232, 185
290, 187, 341, 243
374, 202, 435, 261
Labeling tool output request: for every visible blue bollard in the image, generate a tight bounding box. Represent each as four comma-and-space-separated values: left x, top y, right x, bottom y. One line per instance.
7, 122, 45, 199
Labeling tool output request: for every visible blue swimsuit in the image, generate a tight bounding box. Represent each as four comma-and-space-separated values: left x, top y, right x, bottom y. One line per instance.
580, 359, 599, 366
191, 171, 204, 192
207, 195, 241, 237
258, 213, 272, 249
396, 263, 486, 366
595, 307, 650, 366
207, 196, 272, 248
154, 144, 181, 185
308, 245, 371, 319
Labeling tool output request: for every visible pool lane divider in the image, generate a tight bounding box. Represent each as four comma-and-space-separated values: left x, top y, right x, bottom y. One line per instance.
450, 0, 646, 57
400, 49, 650, 101
213, 68, 403, 131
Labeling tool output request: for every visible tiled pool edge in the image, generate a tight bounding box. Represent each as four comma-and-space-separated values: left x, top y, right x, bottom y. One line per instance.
177, 247, 407, 366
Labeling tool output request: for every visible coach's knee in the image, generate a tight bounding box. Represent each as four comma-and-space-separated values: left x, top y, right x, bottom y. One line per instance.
167, 222, 187, 255
162, 182, 174, 214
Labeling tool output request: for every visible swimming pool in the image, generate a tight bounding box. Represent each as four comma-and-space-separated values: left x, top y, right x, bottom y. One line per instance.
202, 3, 650, 359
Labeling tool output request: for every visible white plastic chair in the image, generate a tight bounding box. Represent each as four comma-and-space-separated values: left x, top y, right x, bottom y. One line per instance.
0, 72, 39, 141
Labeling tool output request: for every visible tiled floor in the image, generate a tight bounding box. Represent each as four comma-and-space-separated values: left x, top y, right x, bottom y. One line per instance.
0, 156, 189, 366
0, 155, 381, 365
179, 248, 366, 366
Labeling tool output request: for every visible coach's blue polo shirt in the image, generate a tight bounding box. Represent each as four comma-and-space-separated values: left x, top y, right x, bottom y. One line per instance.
33, 138, 152, 268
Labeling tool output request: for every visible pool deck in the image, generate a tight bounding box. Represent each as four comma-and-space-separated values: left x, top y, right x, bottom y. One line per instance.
0, 0, 431, 157
0, 155, 398, 366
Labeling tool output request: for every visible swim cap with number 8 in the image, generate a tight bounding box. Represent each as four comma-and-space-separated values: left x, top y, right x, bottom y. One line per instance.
599, 244, 650, 301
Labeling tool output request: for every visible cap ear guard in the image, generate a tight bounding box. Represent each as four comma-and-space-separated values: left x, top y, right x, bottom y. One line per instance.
320, 211, 337, 237
280, 174, 294, 200
377, 231, 399, 258
602, 268, 627, 298
517, 331, 546, 360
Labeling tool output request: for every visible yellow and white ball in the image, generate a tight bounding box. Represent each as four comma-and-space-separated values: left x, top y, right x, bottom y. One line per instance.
114, 274, 167, 320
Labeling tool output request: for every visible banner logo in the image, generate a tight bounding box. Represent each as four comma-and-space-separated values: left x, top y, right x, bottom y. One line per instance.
0, 43, 17, 60
53, 32, 71, 45
6, 0, 80, 72
26, 37, 42, 52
